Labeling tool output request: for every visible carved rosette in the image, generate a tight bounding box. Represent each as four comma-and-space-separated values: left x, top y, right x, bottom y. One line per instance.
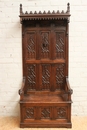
42, 65, 50, 90
27, 65, 36, 90
57, 107, 66, 118
27, 33, 35, 59
26, 107, 34, 119
41, 108, 50, 119
41, 32, 50, 59
56, 64, 64, 89
56, 32, 65, 59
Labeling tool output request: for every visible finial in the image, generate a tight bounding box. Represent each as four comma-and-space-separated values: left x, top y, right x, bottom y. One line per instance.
34, 11, 37, 14
43, 11, 46, 14
25, 11, 28, 14
52, 10, 55, 14
39, 11, 42, 14
61, 10, 64, 13
30, 11, 33, 14
57, 10, 60, 14
67, 3, 70, 13
20, 4, 23, 14
48, 10, 51, 14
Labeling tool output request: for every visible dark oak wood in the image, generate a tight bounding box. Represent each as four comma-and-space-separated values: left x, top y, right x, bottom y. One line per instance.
19, 3, 73, 128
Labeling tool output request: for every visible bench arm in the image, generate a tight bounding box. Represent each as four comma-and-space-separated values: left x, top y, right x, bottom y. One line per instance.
65, 76, 73, 94
18, 77, 26, 100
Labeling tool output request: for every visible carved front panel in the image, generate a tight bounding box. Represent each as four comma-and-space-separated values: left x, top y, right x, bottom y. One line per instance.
41, 64, 51, 90
27, 32, 36, 59
56, 107, 67, 119
25, 107, 34, 119
40, 32, 50, 59
54, 64, 65, 90
27, 64, 36, 90
55, 32, 65, 59
41, 108, 50, 119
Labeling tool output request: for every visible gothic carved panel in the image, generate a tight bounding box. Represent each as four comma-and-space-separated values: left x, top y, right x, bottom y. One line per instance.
55, 32, 65, 59
55, 64, 65, 89
27, 65, 36, 90
40, 32, 50, 59
42, 65, 50, 90
27, 32, 36, 59
25, 107, 34, 119
57, 107, 67, 119
41, 108, 50, 119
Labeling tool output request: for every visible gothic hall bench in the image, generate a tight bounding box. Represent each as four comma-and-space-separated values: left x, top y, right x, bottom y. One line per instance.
18, 3, 73, 128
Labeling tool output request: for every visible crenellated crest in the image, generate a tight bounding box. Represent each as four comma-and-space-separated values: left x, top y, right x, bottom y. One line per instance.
19, 3, 70, 23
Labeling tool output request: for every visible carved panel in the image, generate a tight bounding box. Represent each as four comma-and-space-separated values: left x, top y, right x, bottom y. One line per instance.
57, 107, 66, 119
56, 64, 64, 89
25, 107, 34, 119
41, 108, 50, 119
42, 65, 50, 90
55, 32, 65, 59
40, 32, 50, 59
27, 32, 36, 59
27, 65, 36, 90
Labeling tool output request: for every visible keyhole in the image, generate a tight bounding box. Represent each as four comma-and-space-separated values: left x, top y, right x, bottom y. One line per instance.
43, 43, 47, 47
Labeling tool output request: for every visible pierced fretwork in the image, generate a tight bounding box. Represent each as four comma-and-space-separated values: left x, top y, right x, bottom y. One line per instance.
27, 33, 36, 59
56, 32, 65, 59
27, 65, 36, 90
42, 65, 50, 90
26, 107, 34, 119
56, 64, 64, 89
41, 108, 50, 119
41, 32, 50, 59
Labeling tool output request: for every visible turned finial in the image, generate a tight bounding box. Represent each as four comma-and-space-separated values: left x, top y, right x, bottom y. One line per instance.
67, 3, 70, 13
20, 4, 23, 14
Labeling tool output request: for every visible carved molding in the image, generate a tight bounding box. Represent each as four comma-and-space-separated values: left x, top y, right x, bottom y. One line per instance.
19, 3, 70, 23
68, 89, 73, 94
18, 89, 23, 95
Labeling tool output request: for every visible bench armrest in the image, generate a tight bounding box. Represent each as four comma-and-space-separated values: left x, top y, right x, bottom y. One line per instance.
65, 76, 73, 94
18, 77, 26, 100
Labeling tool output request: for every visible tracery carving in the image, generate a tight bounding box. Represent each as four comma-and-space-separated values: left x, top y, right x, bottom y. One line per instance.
27, 33, 35, 59
57, 107, 66, 118
42, 65, 50, 90
56, 32, 65, 58
41, 32, 50, 58
41, 108, 50, 119
26, 107, 34, 119
27, 65, 36, 89
56, 64, 64, 89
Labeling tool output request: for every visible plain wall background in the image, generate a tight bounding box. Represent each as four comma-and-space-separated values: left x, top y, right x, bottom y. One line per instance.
0, 0, 87, 116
